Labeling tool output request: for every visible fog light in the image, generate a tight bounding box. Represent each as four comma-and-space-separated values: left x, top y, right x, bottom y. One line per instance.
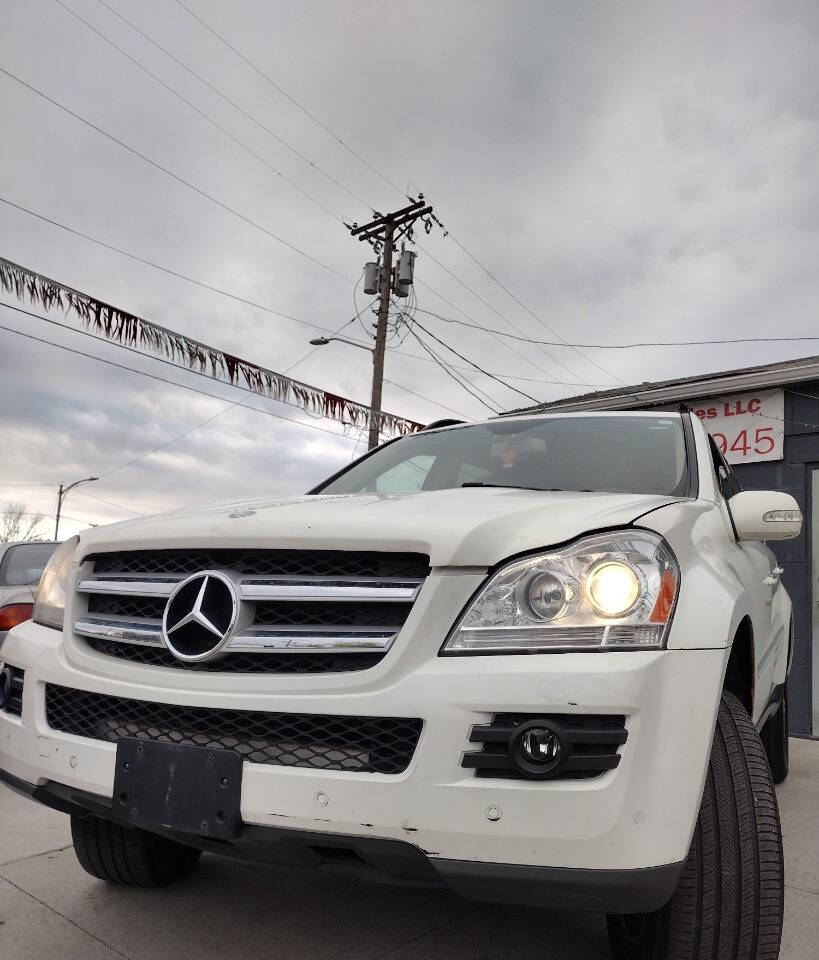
509, 720, 567, 779
521, 727, 561, 763
0, 666, 11, 709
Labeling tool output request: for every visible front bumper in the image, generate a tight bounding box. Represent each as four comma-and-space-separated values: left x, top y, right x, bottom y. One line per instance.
0, 769, 683, 912
0, 619, 728, 909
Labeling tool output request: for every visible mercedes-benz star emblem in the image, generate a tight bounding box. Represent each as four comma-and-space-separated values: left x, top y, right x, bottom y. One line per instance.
162, 571, 238, 662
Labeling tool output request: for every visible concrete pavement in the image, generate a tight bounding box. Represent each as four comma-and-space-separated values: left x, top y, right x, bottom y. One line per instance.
1, 738, 817, 959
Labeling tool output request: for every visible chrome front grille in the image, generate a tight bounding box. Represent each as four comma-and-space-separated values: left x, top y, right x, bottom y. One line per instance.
75, 550, 429, 673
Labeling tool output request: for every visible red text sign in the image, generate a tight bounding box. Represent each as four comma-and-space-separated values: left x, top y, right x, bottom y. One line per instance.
691, 389, 784, 464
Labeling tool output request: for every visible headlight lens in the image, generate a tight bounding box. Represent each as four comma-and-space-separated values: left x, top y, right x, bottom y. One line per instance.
586, 561, 641, 617
442, 530, 678, 653
32, 536, 79, 630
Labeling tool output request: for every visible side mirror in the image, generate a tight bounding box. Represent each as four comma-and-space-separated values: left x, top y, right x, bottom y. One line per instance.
729, 491, 802, 541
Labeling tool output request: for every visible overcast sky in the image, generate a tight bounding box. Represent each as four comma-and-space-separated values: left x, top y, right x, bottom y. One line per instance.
2, 0, 818, 538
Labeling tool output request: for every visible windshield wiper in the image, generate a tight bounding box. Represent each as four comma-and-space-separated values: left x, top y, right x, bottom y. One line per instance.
459, 482, 563, 491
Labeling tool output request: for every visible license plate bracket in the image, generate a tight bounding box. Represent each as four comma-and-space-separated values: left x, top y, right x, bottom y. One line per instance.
112, 738, 243, 840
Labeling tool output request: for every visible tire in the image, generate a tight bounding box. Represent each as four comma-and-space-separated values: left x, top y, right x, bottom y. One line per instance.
606, 691, 784, 960
761, 685, 789, 784
71, 814, 202, 886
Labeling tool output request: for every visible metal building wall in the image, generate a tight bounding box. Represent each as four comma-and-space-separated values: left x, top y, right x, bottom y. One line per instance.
732, 382, 819, 735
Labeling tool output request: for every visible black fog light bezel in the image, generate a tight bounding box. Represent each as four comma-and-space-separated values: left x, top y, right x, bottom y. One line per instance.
0, 665, 11, 709
508, 719, 570, 780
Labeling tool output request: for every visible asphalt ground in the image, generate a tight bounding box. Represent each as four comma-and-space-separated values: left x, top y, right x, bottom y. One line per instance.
1, 738, 817, 960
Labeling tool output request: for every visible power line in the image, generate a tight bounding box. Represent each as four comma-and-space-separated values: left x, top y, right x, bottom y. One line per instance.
103, 328, 352, 483
383, 378, 470, 419
12, 510, 94, 526
0, 482, 57, 486
0, 196, 609, 387
440, 228, 626, 385
88, 0, 591, 393
94, 401, 243, 483
0, 482, 136, 519
173, 0, 406, 199
90, 0, 370, 211
416, 245, 587, 384
73, 489, 145, 515
416, 276, 572, 390
0, 480, 139, 518
407, 313, 539, 404
68, 1, 621, 388
54, 0, 356, 220
406, 327, 500, 413
0, 310, 464, 497
161, 0, 583, 390
0, 299, 369, 434
0, 305, 361, 443
408, 304, 819, 350
1, 255, 426, 438
283, 280, 374, 374
0, 66, 352, 284
0, 196, 355, 337
52, 6, 804, 386
92, 298, 393, 482
55, 0, 567, 394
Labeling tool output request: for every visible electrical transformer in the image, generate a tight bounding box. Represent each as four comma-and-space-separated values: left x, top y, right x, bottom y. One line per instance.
363, 261, 380, 296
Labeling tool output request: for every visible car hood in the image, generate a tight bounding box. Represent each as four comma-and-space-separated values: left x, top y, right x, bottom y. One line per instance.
76, 489, 683, 568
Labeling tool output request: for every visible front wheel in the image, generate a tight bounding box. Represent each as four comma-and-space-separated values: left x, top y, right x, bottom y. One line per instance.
607, 691, 784, 960
71, 814, 201, 886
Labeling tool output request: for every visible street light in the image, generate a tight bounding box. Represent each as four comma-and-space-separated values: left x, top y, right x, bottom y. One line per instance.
55, 477, 98, 539
309, 336, 381, 447
309, 336, 373, 353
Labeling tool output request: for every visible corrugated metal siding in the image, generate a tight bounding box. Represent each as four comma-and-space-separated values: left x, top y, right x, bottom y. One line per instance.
732, 380, 819, 735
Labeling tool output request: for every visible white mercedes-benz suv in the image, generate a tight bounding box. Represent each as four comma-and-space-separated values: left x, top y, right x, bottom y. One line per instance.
0, 411, 801, 960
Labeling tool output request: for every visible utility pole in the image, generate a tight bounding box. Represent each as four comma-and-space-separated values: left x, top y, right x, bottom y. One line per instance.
349, 198, 432, 448
55, 484, 62, 540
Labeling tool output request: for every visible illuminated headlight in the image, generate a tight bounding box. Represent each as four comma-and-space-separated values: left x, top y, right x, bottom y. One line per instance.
32, 536, 80, 630
442, 530, 679, 654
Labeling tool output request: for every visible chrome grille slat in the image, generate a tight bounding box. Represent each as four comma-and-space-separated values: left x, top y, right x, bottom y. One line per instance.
75, 550, 428, 673
74, 616, 399, 651
79, 576, 421, 602
74, 616, 165, 647
78, 579, 178, 597
228, 628, 398, 652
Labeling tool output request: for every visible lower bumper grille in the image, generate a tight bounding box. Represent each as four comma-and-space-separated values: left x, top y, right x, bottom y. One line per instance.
462, 713, 628, 780
45, 684, 422, 774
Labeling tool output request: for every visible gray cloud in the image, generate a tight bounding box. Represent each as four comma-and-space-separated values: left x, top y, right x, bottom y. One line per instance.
2, 0, 818, 535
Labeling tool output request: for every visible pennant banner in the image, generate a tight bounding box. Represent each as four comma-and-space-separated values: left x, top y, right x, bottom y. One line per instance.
0, 257, 423, 438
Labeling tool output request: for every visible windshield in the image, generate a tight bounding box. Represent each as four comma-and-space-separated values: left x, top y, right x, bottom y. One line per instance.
0, 542, 58, 586
317, 416, 689, 497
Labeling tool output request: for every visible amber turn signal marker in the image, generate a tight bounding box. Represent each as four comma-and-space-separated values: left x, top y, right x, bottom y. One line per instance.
649, 570, 676, 623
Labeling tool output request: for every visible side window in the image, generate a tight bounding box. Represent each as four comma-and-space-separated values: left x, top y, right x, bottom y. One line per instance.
718, 450, 742, 498
374, 455, 436, 492
707, 435, 741, 500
